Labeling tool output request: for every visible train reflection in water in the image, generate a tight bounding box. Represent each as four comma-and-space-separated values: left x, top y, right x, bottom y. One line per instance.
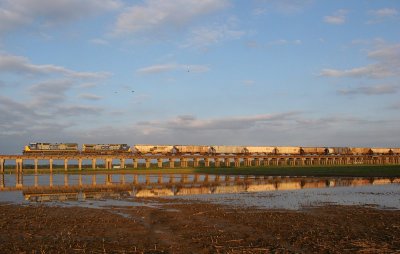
0, 173, 399, 202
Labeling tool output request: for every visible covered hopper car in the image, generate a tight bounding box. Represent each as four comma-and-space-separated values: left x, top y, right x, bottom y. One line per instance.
174, 145, 211, 155
211, 146, 246, 155
349, 147, 371, 155
134, 145, 174, 155
300, 147, 328, 155
369, 148, 392, 155
82, 144, 131, 154
326, 147, 352, 155
275, 146, 301, 155
23, 143, 79, 154
243, 146, 276, 155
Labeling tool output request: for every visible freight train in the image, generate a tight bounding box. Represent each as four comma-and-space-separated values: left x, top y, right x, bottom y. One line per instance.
22, 143, 400, 156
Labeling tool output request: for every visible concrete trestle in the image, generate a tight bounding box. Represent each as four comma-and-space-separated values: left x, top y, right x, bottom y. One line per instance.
0, 154, 399, 173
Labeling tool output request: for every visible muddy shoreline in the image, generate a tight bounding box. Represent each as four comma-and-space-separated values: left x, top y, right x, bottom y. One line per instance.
1, 199, 399, 253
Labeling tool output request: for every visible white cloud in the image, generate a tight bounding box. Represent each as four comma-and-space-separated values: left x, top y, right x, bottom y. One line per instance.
337, 84, 398, 95
242, 80, 255, 86
367, 8, 398, 23
89, 38, 109, 46
252, 8, 267, 16
183, 24, 245, 48
113, 0, 228, 36
324, 9, 348, 25
136, 63, 209, 75
0, 0, 122, 33
320, 43, 400, 79
267, 39, 302, 46
0, 54, 110, 79
78, 93, 102, 100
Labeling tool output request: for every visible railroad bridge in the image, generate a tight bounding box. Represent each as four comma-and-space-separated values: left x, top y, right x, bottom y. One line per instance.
1, 154, 399, 173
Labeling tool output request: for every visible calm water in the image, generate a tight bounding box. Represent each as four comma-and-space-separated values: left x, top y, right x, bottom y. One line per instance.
0, 173, 399, 210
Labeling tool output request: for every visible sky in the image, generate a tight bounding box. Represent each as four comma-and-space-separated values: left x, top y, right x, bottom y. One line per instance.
0, 0, 400, 154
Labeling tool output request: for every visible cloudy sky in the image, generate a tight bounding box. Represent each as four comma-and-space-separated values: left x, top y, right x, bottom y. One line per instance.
1, 0, 400, 153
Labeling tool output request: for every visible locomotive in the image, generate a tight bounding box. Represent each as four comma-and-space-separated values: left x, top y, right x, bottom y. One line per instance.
23, 143, 131, 155
23, 143, 79, 154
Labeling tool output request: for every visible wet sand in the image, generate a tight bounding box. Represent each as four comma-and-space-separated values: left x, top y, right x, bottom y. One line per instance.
1, 200, 400, 253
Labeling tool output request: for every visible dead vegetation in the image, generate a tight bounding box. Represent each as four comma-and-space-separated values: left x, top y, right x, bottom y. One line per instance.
0, 201, 399, 253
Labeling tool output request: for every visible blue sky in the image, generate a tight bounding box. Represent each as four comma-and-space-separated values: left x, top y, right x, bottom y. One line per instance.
1, 0, 400, 153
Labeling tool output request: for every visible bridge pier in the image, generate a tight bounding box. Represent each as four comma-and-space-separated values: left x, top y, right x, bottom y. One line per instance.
215, 158, 220, 167
254, 158, 260, 167
0, 159, 4, 173
180, 158, 187, 168
49, 159, 53, 172
204, 158, 210, 167
224, 158, 230, 167
145, 158, 151, 168
120, 158, 125, 169
16, 159, 23, 173
157, 158, 163, 168
33, 159, 38, 173
78, 159, 82, 170
234, 158, 240, 167
133, 159, 138, 168
105, 159, 112, 169
169, 158, 174, 168
64, 159, 68, 171
194, 158, 200, 167
92, 159, 96, 169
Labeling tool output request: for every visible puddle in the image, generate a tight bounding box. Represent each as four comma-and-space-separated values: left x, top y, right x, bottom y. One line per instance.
169, 184, 400, 210
0, 173, 399, 210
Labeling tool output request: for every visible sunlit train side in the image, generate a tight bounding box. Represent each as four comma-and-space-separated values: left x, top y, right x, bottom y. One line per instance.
23, 143, 79, 154
326, 147, 352, 155
369, 148, 392, 155
211, 146, 246, 155
174, 145, 211, 155
134, 145, 175, 155
82, 144, 131, 154
275, 146, 302, 155
349, 147, 371, 155
243, 146, 276, 155
21, 143, 400, 156
300, 147, 327, 155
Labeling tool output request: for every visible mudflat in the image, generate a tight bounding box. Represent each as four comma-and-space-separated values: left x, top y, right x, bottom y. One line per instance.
1, 200, 399, 253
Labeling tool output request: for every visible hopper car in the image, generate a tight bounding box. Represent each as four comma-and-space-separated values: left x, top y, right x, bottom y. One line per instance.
23, 143, 79, 154
369, 148, 392, 155
300, 147, 328, 155
326, 147, 352, 155
82, 144, 131, 154
243, 146, 277, 155
174, 145, 211, 155
134, 145, 174, 155
390, 148, 400, 154
349, 147, 371, 155
275, 146, 301, 155
211, 146, 246, 155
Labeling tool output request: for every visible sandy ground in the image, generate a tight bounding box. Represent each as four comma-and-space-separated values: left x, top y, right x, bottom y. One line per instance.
1, 199, 400, 253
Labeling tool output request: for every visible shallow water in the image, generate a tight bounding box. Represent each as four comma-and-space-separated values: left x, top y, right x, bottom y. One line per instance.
170, 184, 400, 210
0, 173, 399, 210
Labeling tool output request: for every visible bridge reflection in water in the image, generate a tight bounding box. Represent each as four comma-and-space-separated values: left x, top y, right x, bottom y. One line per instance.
0, 173, 399, 202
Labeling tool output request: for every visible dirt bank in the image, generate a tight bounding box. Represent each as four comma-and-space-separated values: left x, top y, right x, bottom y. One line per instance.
0, 200, 399, 253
